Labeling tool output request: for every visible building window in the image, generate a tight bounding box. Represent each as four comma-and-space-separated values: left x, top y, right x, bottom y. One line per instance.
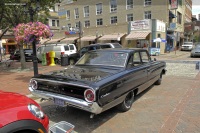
144, 0, 151, 6
127, 14, 133, 22
126, 0, 133, 9
110, 0, 117, 12
52, 20, 55, 26
144, 11, 151, 19
67, 23, 71, 30
97, 18, 103, 26
84, 20, 90, 27
84, 6, 89, 17
74, 8, 79, 19
177, 12, 182, 24
96, 3, 102, 15
111, 16, 117, 24
66, 10, 70, 20
57, 20, 59, 27
75, 22, 80, 28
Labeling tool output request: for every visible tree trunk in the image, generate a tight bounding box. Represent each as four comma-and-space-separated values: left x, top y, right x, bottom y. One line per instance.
19, 44, 26, 70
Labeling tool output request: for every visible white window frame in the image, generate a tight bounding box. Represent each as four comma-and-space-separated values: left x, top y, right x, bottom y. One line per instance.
74, 8, 79, 19
66, 10, 70, 20
111, 16, 117, 24
144, 11, 151, 19
96, 18, 103, 26
110, 0, 117, 13
144, 0, 151, 6
96, 3, 103, 15
84, 20, 90, 27
127, 14, 133, 22
84, 6, 89, 17
126, 0, 133, 9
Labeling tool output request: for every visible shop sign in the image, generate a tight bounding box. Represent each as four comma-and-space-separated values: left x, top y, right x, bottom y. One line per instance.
170, 0, 178, 10
156, 20, 166, 32
130, 20, 151, 31
170, 23, 176, 30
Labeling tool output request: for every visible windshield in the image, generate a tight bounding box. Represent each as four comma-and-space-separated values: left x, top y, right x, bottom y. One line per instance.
76, 51, 128, 67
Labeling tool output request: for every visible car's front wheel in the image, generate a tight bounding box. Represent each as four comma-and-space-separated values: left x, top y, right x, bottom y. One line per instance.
117, 91, 134, 112
155, 73, 162, 85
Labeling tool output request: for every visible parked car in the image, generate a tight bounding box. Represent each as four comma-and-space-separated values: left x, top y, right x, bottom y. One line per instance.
29, 48, 166, 117
37, 43, 77, 64
190, 44, 200, 57
181, 42, 193, 51
0, 90, 49, 133
10, 49, 33, 61
68, 43, 122, 65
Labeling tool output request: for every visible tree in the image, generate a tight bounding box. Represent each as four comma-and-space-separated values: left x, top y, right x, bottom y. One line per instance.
0, 0, 59, 70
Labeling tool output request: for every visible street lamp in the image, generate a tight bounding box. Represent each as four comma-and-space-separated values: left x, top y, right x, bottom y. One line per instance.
24, 0, 40, 76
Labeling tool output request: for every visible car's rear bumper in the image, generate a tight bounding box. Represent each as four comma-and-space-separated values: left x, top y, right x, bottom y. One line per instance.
29, 87, 103, 114
191, 53, 200, 57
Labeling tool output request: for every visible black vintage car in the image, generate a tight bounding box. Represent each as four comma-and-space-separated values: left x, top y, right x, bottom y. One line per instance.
29, 48, 166, 117
10, 49, 33, 61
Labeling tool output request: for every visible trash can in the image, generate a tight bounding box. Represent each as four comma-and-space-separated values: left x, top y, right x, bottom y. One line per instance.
61, 54, 68, 66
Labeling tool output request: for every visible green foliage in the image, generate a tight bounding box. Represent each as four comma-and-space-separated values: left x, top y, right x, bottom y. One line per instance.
0, 0, 60, 29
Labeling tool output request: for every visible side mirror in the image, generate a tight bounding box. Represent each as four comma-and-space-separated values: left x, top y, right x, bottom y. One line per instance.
154, 58, 157, 61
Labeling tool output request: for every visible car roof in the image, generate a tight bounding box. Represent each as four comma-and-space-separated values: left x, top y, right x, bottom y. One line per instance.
88, 48, 145, 53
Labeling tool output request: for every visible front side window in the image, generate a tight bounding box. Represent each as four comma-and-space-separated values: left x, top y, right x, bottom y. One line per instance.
74, 8, 79, 19
144, 0, 151, 6
84, 20, 90, 27
111, 16, 117, 24
127, 14, 133, 22
96, 3, 102, 15
66, 10, 70, 20
110, 0, 117, 12
127, 0, 133, 9
140, 51, 150, 63
144, 11, 151, 19
84, 6, 89, 17
97, 18, 103, 26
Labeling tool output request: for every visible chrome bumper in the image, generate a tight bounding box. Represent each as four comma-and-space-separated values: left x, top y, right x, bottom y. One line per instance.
29, 87, 103, 114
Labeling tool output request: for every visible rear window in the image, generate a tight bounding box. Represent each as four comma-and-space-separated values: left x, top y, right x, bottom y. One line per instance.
69, 45, 74, 50
101, 45, 111, 49
24, 49, 32, 53
183, 42, 193, 45
64, 45, 69, 51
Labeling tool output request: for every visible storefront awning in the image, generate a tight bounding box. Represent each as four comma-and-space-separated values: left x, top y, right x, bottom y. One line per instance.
125, 32, 150, 40
99, 33, 125, 40
59, 37, 79, 43
167, 34, 176, 39
81, 36, 96, 41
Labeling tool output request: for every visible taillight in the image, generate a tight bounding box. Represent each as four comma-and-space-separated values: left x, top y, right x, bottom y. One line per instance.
84, 89, 95, 102
61, 52, 64, 55
29, 79, 38, 90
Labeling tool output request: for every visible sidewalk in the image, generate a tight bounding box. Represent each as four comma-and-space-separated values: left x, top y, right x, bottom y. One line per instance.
0, 61, 63, 96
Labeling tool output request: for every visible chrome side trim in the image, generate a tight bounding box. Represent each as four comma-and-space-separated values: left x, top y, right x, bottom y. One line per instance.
29, 87, 103, 114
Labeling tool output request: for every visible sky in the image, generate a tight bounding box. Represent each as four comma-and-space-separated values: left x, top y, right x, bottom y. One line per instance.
192, 0, 200, 16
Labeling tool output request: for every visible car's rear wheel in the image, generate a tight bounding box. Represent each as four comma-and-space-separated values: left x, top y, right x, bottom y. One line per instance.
155, 73, 162, 85
117, 91, 134, 112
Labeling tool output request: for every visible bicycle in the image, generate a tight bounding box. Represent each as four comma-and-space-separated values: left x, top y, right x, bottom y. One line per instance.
0, 54, 15, 70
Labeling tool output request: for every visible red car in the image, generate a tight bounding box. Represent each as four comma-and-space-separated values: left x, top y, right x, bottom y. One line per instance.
0, 90, 49, 133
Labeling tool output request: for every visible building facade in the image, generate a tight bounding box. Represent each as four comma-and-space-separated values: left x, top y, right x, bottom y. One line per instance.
52, 0, 187, 53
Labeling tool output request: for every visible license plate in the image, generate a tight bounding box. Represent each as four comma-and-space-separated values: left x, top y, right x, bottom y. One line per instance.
54, 98, 65, 107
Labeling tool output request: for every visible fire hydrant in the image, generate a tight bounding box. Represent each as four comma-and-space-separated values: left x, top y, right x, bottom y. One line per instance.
42, 53, 47, 66
49, 51, 56, 66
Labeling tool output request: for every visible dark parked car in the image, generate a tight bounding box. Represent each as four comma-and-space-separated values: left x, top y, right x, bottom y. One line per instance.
191, 44, 200, 57
0, 90, 49, 133
10, 49, 33, 61
68, 43, 122, 65
29, 48, 166, 117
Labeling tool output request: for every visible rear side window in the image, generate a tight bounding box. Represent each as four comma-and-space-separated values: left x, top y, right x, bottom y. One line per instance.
64, 45, 69, 51
69, 45, 74, 50
112, 43, 122, 48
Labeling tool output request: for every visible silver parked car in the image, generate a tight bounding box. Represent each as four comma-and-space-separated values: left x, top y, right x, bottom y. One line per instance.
191, 45, 200, 57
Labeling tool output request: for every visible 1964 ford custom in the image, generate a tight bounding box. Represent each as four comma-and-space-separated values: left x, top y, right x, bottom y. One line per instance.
29, 48, 166, 117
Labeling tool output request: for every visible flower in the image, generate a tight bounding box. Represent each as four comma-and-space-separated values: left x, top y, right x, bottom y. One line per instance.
13, 22, 53, 44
